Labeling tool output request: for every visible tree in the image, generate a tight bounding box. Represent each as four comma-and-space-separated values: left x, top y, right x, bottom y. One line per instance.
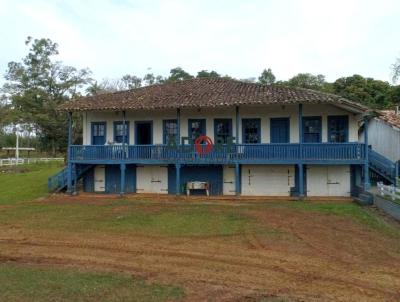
333, 74, 392, 108
167, 67, 193, 82
286, 73, 327, 90
2, 37, 92, 154
258, 68, 275, 85
196, 70, 221, 78
393, 57, 400, 84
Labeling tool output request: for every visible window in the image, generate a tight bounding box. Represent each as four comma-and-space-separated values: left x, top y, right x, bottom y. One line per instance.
91, 122, 106, 145
270, 118, 290, 143
163, 119, 178, 144
214, 119, 232, 144
328, 116, 348, 143
188, 119, 206, 141
242, 119, 261, 143
114, 121, 129, 144
302, 117, 322, 143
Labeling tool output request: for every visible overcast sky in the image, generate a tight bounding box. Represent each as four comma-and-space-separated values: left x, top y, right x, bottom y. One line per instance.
0, 0, 399, 83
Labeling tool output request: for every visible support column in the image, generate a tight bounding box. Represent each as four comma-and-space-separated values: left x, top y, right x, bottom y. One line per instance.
235, 105, 240, 144
396, 161, 399, 187
298, 163, 304, 198
235, 162, 240, 196
363, 117, 370, 190
175, 164, 181, 195
298, 104, 304, 198
66, 111, 73, 194
72, 163, 77, 195
120, 163, 126, 196
122, 110, 127, 160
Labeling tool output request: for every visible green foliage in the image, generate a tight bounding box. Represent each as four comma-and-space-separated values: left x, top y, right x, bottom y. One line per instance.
0, 263, 184, 302
333, 74, 393, 108
196, 70, 221, 78
286, 73, 329, 91
258, 68, 276, 85
166, 67, 194, 82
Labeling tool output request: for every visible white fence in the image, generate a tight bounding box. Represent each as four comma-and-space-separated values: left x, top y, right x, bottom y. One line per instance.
0, 158, 64, 166
377, 181, 400, 201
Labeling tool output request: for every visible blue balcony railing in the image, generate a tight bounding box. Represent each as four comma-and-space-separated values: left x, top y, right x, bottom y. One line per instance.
70, 143, 365, 164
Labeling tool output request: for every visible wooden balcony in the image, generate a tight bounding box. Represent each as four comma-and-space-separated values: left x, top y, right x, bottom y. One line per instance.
69, 143, 366, 165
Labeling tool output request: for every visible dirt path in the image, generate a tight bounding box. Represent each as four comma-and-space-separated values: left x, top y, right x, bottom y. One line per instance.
1, 198, 400, 301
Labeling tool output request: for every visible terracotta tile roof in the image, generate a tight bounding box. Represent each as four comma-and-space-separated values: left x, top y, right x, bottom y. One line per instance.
378, 110, 400, 129
59, 78, 368, 112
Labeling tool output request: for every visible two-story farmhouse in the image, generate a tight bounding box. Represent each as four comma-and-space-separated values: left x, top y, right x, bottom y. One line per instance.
49, 78, 397, 198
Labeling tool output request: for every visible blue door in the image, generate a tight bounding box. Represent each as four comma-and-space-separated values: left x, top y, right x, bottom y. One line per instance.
270, 118, 289, 143
302, 117, 322, 143
91, 122, 106, 145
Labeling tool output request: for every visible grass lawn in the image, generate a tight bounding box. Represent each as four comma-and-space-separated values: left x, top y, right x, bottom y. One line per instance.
1, 164, 400, 301
0, 162, 63, 204
0, 263, 184, 302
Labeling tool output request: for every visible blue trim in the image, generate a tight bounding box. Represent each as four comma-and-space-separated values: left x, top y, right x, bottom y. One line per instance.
302, 116, 322, 143
135, 121, 153, 145
163, 119, 178, 144
91, 122, 107, 145
188, 119, 206, 141
270, 117, 290, 143
364, 118, 370, 190
235, 106, 240, 144
242, 118, 261, 144
67, 112, 73, 193
113, 121, 130, 144
168, 165, 223, 195
214, 118, 233, 144
327, 115, 348, 143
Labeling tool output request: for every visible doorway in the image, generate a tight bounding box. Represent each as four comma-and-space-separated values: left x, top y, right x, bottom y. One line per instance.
135, 121, 152, 145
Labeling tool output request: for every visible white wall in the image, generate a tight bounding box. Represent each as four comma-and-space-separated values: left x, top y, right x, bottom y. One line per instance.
366, 118, 400, 162
82, 104, 360, 145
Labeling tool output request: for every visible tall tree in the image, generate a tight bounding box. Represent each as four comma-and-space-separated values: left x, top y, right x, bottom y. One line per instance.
286, 73, 327, 90
333, 74, 392, 108
196, 70, 221, 78
258, 68, 276, 85
167, 67, 193, 82
2, 37, 92, 154
393, 57, 400, 84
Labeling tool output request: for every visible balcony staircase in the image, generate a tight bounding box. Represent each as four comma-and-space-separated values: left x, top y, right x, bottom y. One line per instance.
368, 149, 398, 184
48, 164, 93, 192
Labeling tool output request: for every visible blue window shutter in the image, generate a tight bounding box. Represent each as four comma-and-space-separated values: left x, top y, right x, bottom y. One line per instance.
302, 117, 322, 143
328, 116, 348, 143
270, 118, 290, 143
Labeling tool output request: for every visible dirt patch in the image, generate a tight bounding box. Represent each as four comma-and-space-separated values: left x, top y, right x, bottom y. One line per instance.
1, 197, 400, 301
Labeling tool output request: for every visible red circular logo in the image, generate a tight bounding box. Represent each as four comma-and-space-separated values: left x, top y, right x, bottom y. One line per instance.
194, 135, 213, 155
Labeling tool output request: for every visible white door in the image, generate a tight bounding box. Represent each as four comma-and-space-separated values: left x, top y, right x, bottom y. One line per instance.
223, 165, 236, 195
327, 166, 350, 196
94, 165, 105, 192
307, 166, 350, 196
241, 165, 294, 196
150, 166, 168, 194
306, 166, 328, 196
136, 166, 168, 194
